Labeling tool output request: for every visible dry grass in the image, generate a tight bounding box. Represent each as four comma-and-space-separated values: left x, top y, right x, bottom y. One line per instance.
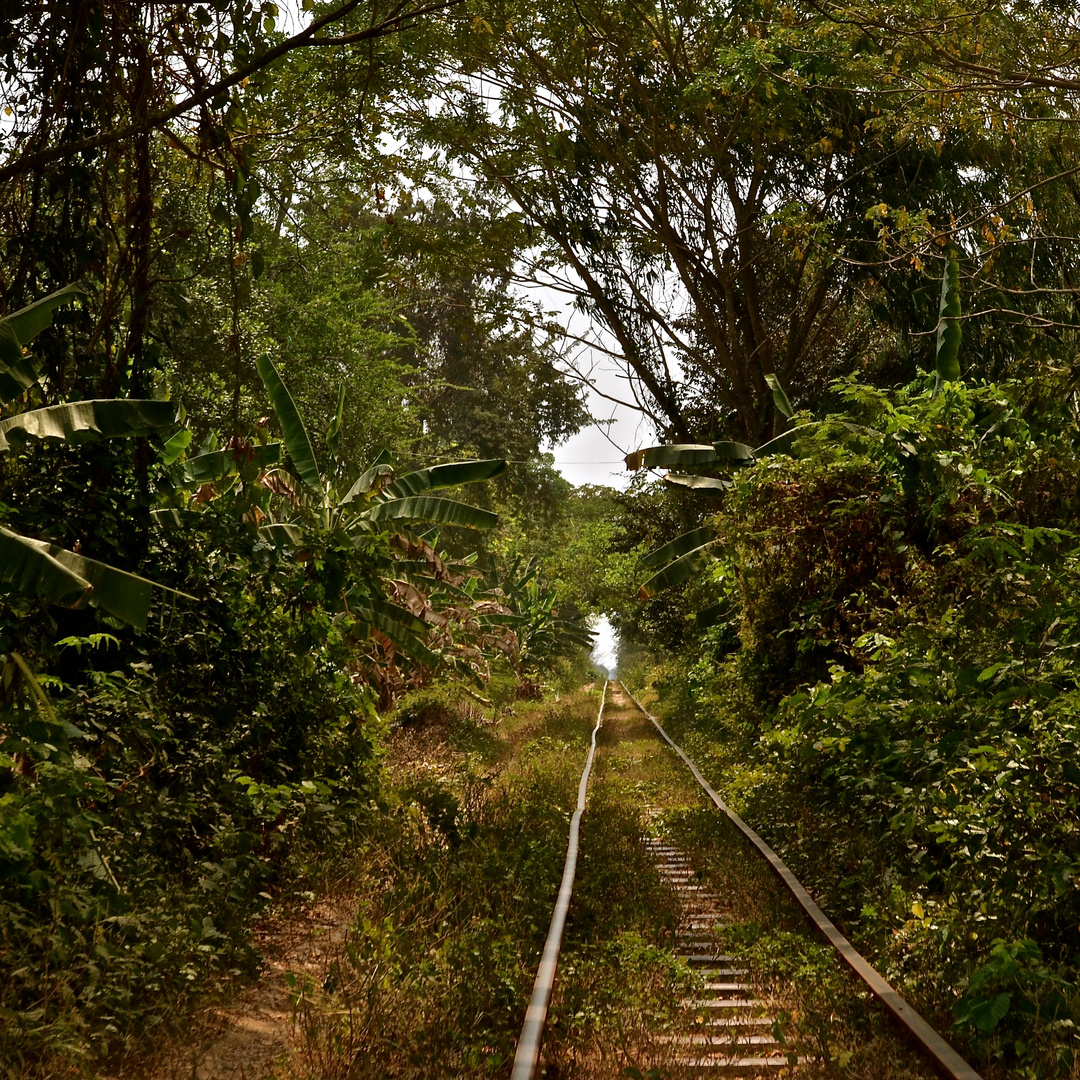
126, 683, 958, 1080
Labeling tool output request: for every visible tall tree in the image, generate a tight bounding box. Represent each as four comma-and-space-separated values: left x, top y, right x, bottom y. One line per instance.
379, 0, 1080, 442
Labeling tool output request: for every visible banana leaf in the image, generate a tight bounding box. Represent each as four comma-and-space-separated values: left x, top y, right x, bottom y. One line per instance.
0, 399, 175, 452
4, 284, 85, 346
476, 611, 528, 627
380, 458, 506, 500
255, 353, 322, 492
639, 527, 716, 569
339, 450, 394, 506
625, 443, 721, 470
256, 522, 306, 547
694, 603, 734, 629
753, 422, 820, 458
326, 383, 346, 457
160, 428, 192, 466
638, 545, 716, 599
936, 254, 962, 386
709, 440, 756, 462
0, 323, 39, 403
175, 443, 281, 485
396, 574, 477, 602
0, 526, 194, 629
360, 595, 429, 637
364, 496, 498, 530
765, 373, 794, 418
351, 602, 441, 668
0, 285, 84, 403
663, 474, 732, 492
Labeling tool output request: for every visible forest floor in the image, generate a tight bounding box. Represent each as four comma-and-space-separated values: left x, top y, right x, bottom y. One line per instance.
130, 892, 354, 1080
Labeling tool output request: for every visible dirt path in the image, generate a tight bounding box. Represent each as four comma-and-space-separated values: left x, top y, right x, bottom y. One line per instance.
135, 892, 355, 1080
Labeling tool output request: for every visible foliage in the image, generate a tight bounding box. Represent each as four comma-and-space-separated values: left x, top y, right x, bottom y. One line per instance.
648, 369, 1080, 1074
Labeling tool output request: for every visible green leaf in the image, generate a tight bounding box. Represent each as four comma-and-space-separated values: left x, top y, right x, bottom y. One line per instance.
0, 527, 194, 629
663, 473, 732, 492
176, 443, 280, 485
709, 440, 757, 462
625, 443, 744, 470
360, 595, 428, 637
753, 422, 821, 458
351, 603, 441, 668
935, 255, 962, 386
765, 373, 793, 418
256, 523, 306, 547
3, 284, 85, 346
694, 603, 733, 628
339, 450, 395, 506
380, 458, 506, 499
971, 993, 1011, 1034
0, 527, 88, 608
326, 383, 346, 457
639, 526, 715, 569
638, 545, 716, 599
0, 322, 39, 403
255, 352, 322, 492
363, 497, 498, 530
160, 428, 192, 465
0, 399, 175, 453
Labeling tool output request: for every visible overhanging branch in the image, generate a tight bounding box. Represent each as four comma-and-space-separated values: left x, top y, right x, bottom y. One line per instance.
0, 0, 466, 184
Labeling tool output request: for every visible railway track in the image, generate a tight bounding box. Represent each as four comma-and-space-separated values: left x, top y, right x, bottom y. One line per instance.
511, 681, 983, 1080
644, 824, 799, 1074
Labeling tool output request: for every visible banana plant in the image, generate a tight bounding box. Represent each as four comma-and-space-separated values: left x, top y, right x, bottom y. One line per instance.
625, 374, 812, 597
487, 557, 595, 677
631, 258, 967, 598
241, 353, 508, 682
0, 287, 191, 628
935, 253, 962, 393
254, 352, 505, 540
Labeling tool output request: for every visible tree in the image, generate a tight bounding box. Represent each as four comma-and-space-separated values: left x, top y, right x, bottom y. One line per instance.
366, 0, 1080, 447
792, 1, 1080, 362
379, 0, 921, 441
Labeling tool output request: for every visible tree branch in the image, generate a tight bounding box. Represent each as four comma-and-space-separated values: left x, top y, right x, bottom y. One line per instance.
0, 0, 466, 184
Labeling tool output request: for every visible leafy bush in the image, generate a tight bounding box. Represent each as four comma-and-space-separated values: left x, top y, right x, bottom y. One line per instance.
653, 374, 1080, 1074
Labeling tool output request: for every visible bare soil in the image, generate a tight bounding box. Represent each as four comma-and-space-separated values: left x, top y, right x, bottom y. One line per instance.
128, 892, 355, 1080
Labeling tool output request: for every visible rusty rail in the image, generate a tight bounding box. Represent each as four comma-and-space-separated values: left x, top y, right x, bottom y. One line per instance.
510, 681, 607, 1080
622, 684, 983, 1080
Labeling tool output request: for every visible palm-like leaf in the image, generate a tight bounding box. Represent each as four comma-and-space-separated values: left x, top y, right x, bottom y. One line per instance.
638, 545, 717, 599
765, 373, 794, 418
0, 399, 175, 453
639, 527, 716, 570
255, 353, 322, 492
0, 527, 194, 629
625, 443, 745, 470
0, 284, 85, 403
4, 284, 86, 346
0, 324, 40, 403
935, 254, 962, 387
380, 458, 506, 500
663, 474, 732, 492
175, 443, 281, 486
362, 496, 498, 530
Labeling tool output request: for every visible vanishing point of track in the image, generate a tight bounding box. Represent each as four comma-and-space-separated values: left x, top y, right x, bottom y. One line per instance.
510, 681, 983, 1080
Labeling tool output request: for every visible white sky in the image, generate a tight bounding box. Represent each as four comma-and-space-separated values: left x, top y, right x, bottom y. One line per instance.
589, 614, 618, 675
546, 369, 650, 491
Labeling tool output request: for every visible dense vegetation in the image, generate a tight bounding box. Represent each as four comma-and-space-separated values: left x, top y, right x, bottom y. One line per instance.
4, 1, 1080, 1077
622, 366, 1080, 1077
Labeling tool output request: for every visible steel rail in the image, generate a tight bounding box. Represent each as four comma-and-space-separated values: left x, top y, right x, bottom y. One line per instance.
622, 685, 984, 1080
510, 681, 607, 1080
